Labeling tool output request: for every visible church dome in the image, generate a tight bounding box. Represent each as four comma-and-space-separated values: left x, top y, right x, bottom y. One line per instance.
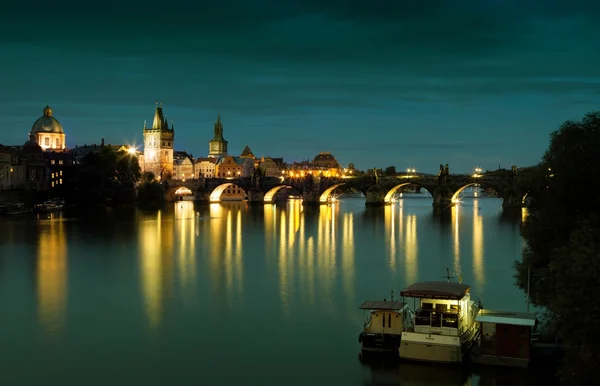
312, 152, 340, 168
30, 105, 64, 134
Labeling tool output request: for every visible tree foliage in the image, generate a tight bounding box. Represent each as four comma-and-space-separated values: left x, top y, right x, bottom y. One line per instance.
384, 165, 397, 176
515, 112, 600, 384
68, 148, 141, 207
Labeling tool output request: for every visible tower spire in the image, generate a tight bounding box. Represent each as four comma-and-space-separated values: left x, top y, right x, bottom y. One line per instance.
152, 103, 165, 129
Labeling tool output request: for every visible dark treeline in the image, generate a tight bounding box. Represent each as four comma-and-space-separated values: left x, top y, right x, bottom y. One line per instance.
64, 148, 163, 208
515, 111, 600, 385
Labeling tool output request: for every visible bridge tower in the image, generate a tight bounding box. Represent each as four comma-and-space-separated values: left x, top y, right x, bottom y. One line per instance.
143, 102, 174, 180
208, 114, 228, 158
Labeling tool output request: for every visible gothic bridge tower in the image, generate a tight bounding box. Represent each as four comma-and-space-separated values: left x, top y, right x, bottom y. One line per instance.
208, 114, 228, 158
143, 102, 174, 180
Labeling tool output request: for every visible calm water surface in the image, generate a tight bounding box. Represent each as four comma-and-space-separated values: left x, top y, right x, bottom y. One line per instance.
0, 195, 554, 385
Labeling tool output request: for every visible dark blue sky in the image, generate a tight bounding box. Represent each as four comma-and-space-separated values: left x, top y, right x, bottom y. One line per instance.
1, 1, 599, 173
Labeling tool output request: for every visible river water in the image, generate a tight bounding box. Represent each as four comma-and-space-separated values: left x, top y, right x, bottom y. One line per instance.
0, 193, 556, 385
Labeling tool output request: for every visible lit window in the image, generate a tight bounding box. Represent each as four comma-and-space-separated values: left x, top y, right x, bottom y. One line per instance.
51, 160, 55, 164
59, 160, 63, 165
59, 179, 62, 184
60, 171, 62, 176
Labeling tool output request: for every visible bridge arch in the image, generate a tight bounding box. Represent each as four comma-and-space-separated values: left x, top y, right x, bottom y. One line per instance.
264, 185, 293, 203
209, 183, 247, 202
451, 182, 503, 203
319, 183, 345, 203
166, 186, 194, 202
384, 182, 433, 203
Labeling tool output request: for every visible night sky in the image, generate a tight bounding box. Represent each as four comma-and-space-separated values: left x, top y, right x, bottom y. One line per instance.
1, 1, 599, 173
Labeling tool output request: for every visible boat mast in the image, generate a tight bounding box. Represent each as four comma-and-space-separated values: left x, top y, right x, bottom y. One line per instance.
443, 268, 455, 282
526, 266, 531, 312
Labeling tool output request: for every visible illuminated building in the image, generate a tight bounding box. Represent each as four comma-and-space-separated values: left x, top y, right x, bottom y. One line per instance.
208, 114, 228, 158
143, 103, 174, 180
173, 151, 194, 180
29, 105, 66, 151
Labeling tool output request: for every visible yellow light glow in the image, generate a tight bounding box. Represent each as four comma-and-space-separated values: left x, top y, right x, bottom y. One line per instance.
473, 201, 485, 288
384, 183, 412, 203
405, 214, 418, 285
264, 185, 291, 202
319, 183, 345, 203
36, 218, 68, 335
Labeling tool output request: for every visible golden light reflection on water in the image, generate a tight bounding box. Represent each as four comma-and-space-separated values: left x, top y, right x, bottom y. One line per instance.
341, 212, 355, 312
385, 203, 397, 271
175, 202, 197, 292
452, 206, 462, 279
317, 204, 337, 316
138, 210, 175, 330
36, 218, 68, 335
205, 203, 244, 305
472, 201, 485, 288
265, 200, 356, 316
385, 202, 417, 284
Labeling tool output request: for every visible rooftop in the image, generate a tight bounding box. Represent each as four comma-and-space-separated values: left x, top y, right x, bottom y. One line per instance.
400, 281, 470, 300
475, 309, 537, 327
359, 300, 406, 310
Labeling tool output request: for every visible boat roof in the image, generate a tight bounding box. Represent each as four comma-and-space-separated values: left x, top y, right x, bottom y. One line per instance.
475, 309, 537, 327
400, 281, 470, 300
359, 300, 406, 310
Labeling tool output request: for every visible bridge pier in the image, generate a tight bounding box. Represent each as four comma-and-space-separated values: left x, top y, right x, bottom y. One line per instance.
302, 190, 322, 206
194, 190, 211, 204
246, 188, 264, 204
432, 187, 454, 209
365, 186, 388, 207
501, 193, 524, 209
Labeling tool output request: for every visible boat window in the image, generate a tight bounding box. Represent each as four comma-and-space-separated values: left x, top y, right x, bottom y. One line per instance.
436, 304, 448, 312
382, 313, 386, 328
431, 312, 442, 327
441, 313, 458, 328
450, 305, 459, 311
415, 309, 431, 326
422, 303, 433, 310
388, 313, 391, 327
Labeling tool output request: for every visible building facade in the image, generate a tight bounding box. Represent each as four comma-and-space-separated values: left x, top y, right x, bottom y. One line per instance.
143, 103, 174, 180
29, 106, 66, 151
257, 157, 283, 177
173, 151, 195, 180
195, 157, 216, 178
208, 114, 228, 158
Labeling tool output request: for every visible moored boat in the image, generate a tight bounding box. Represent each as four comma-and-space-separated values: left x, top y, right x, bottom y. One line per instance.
35, 200, 65, 213
358, 294, 414, 359
470, 309, 537, 368
398, 281, 481, 364
0, 203, 33, 215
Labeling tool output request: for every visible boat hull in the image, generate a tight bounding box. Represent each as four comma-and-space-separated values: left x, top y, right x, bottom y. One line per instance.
359, 332, 402, 356
399, 328, 479, 364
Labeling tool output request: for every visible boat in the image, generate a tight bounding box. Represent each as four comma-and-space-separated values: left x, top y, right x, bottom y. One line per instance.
358, 292, 414, 358
470, 309, 537, 368
35, 200, 65, 213
0, 203, 33, 215
398, 281, 481, 364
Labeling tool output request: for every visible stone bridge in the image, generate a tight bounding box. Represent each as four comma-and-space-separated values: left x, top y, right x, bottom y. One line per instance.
166, 165, 536, 208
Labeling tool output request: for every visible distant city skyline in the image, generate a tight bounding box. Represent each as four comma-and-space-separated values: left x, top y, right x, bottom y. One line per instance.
2, 1, 600, 173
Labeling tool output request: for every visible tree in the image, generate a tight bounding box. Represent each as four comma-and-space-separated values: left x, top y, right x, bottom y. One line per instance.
515, 112, 600, 384
68, 147, 141, 207
384, 165, 397, 176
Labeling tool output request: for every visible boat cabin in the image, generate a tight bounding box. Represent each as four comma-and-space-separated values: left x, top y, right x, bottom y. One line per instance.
400, 281, 475, 337
472, 309, 537, 368
360, 300, 409, 335
359, 300, 411, 356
